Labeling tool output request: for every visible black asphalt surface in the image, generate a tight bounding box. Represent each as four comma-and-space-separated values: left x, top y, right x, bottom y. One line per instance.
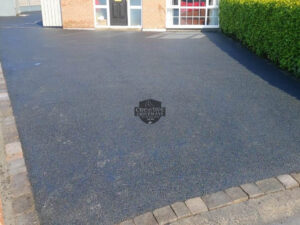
1, 12, 300, 225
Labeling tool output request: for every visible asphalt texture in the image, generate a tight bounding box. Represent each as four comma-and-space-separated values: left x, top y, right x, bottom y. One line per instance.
1, 12, 300, 225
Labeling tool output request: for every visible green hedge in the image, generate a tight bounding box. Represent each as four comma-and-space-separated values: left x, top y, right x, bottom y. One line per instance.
220, 0, 300, 77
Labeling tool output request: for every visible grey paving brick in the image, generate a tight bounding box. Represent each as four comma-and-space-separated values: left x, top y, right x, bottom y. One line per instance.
171, 202, 192, 219
185, 197, 208, 214
119, 219, 135, 225
8, 165, 27, 176
3, 115, 15, 125
256, 178, 284, 194
12, 194, 34, 214
15, 211, 39, 225
0, 92, 9, 101
202, 191, 232, 210
0, 97, 9, 106
5, 142, 23, 161
134, 212, 158, 225
153, 205, 177, 224
277, 174, 299, 189
0, 103, 12, 118
225, 187, 248, 203
8, 158, 25, 171
2, 118, 19, 144
0, 83, 7, 92
5, 142, 22, 155
10, 172, 31, 197
240, 183, 264, 199
291, 173, 300, 184
170, 216, 196, 225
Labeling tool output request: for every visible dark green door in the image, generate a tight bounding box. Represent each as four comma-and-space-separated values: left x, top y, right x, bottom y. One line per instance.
110, 0, 128, 26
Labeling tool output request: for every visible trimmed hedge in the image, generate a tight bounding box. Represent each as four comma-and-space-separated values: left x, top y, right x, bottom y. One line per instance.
220, 0, 300, 77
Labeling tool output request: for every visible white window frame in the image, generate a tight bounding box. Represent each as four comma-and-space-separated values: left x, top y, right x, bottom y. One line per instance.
166, 0, 219, 29
93, 0, 142, 28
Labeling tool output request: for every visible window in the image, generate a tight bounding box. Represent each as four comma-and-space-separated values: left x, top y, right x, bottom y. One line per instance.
129, 0, 142, 26
130, 9, 141, 26
130, 0, 141, 6
167, 0, 219, 27
96, 8, 108, 26
95, 0, 108, 26
95, 0, 107, 5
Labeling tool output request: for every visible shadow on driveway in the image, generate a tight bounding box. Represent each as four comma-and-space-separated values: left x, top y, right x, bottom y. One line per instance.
204, 31, 300, 100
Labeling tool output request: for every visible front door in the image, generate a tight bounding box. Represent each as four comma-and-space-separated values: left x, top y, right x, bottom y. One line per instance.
110, 0, 128, 26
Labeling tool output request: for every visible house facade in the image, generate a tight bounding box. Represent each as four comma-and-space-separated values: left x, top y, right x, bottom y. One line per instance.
46, 0, 219, 30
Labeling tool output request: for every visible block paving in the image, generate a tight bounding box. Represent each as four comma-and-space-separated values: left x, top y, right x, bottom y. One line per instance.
117, 172, 300, 225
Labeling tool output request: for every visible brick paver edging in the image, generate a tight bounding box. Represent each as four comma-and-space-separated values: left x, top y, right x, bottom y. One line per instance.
0, 62, 40, 225
118, 173, 300, 225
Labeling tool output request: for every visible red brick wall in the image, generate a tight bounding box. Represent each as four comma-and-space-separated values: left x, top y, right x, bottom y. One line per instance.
142, 0, 166, 29
60, 0, 167, 29
61, 0, 94, 28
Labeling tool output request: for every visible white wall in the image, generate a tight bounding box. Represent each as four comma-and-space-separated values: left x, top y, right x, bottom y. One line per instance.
0, 0, 17, 16
18, 0, 41, 13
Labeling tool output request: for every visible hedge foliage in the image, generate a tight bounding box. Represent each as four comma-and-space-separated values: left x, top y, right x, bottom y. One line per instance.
219, 0, 300, 77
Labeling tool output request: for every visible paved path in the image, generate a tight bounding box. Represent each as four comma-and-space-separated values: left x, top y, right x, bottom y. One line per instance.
1, 12, 300, 225
169, 187, 300, 225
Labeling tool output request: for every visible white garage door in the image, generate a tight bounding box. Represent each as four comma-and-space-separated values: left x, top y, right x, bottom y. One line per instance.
41, 0, 62, 27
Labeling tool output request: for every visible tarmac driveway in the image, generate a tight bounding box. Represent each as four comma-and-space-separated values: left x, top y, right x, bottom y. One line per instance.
1, 12, 300, 225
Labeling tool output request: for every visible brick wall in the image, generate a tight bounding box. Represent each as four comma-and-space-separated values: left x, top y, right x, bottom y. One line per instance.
61, 0, 94, 28
60, 0, 167, 29
142, 0, 166, 29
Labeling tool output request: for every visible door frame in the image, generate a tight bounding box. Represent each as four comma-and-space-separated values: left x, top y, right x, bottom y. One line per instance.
93, 0, 142, 28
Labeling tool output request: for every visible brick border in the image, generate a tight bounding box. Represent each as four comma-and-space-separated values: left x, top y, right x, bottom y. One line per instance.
0, 62, 40, 225
118, 173, 300, 225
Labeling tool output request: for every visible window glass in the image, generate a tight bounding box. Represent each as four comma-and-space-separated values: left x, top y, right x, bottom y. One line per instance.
173, 9, 179, 17
187, 17, 193, 25
173, 17, 179, 25
166, 0, 219, 27
96, 9, 107, 25
95, 0, 106, 5
209, 0, 219, 6
130, 0, 141, 6
130, 9, 141, 26
207, 17, 218, 25
208, 9, 218, 17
